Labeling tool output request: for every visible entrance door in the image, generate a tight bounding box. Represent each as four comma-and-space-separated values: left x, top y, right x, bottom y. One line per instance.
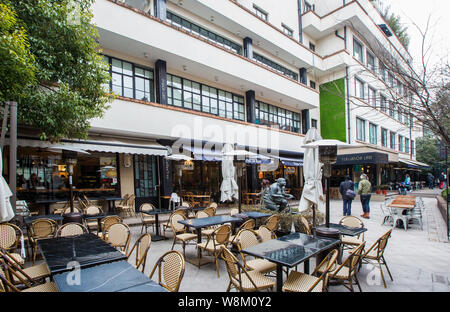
133, 155, 158, 211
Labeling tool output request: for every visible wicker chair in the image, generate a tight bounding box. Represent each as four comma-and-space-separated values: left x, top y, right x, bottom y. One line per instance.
139, 203, 156, 234
126, 233, 151, 273
220, 246, 275, 292
229, 208, 239, 216
197, 224, 231, 278
257, 225, 275, 242
299, 216, 311, 235
339, 216, 365, 250
316, 242, 366, 292
195, 210, 216, 238
264, 214, 279, 233
359, 229, 393, 288
0, 249, 50, 286
84, 205, 103, 233
104, 223, 131, 254
0, 263, 57, 292
208, 202, 218, 210
203, 206, 216, 217
228, 219, 255, 247
236, 229, 276, 274
162, 209, 187, 237
169, 213, 197, 258
282, 249, 339, 292
56, 222, 88, 237
98, 215, 122, 239
0, 223, 25, 265
117, 194, 135, 217
149, 250, 185, 292
29, 218, 58, 264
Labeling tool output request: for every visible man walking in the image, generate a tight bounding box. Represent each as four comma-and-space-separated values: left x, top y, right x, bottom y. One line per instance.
358, 174, 372, 219
427, 173, 434, 189
339, 175, 355, 216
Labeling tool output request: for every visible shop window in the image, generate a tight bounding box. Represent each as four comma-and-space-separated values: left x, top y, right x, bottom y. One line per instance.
134, 155, 157, 198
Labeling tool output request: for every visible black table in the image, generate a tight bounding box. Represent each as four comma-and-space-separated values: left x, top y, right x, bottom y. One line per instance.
233, 211, 272, 227
34, 199, 65, 215
317, 223, 367, 237
83, 213, 119, 232
140, 209, 174, 241
24, 214, 64, 225
101, 196, 123, 214
241, 232, 340, 292
37, 233, 127, 275
53, 260, 167, 292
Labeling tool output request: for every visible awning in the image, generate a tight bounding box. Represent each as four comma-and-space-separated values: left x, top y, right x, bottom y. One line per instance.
262, 155, 303, 167
14, 137, 168, 156
335, 152, 389, 165
182, 144, 273, 164
398, 157, 430, 169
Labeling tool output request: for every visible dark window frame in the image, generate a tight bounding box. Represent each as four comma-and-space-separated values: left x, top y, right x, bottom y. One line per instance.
255, 101, 301, 133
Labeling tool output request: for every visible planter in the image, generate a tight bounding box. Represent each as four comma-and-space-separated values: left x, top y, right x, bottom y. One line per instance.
382, 190, 388, 195
376, 190, 382, 195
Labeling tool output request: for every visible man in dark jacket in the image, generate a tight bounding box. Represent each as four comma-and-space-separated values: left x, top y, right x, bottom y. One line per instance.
427, 173, 434, 189
339, 175, 355, 216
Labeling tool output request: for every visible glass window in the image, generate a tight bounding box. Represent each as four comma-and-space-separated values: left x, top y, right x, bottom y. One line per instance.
355, 78, 365, 99
389, 101, 396, 118
282, 24, 293, 37
310, 81, 316, 89
390, 131, 396, 149
309, 42, 316, 52
353, 38, 364, 63
255, 101, 300, 133
356, 118, 366, 141
253, 5, 268, 21
379, 62, 386, 81
253, 53, 298, 80
311, 119, 318, 129
368, 87, 377, 107
405, 138, 410, 153
380, 95, 387, 113
398, 135, 404, 152
381, 128, 388, 147
411, 140, 415, 155
369, 123, 377, 145
367, 51, 375, 71
304, 1, 313, 12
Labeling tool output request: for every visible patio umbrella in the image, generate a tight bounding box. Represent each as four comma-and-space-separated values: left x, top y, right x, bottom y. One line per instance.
0, 148, 14, 222
220, 143, 239, 203
298, 128, 324, 227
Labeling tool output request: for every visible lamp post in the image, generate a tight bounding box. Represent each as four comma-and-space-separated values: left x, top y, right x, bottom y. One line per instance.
318, 145, 337, 228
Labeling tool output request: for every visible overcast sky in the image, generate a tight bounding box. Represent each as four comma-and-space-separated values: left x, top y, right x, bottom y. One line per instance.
386, 0, 449, 71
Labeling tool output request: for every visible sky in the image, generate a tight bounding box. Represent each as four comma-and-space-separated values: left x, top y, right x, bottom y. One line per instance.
386, 0, 449, 71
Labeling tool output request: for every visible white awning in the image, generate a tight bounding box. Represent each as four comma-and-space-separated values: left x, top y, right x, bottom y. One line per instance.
14, 137, 168, 156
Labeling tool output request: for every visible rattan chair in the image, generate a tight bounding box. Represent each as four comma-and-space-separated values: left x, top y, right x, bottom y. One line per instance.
0, 223, 25, 264
0, 263, 57, 292
139, 203, 156, 234
282, 249, 339, 292
203, 206, 216, 217
162, 209, 187, 237
236, 229, 276, 274
359, 229, 393, 288
149, 250, 185, 292
29, 218, 58, 264
228, 219, 255, 247
197, 224, 231, 278
264, 214, 279, 233
126, 233, 151, 273
56, 222, 88, 237
0, 249, 50, 286
257, 225, 275, 242
339, 216, 365, 250
117, 194, 135, 217
84, 205, 103, 233
169, 213, 197, 258
208, 202, 218, 210
317, 242, 366, 292
195, 210, 216, 238
299, 216, 311, 235
98, 215, 122, 239
104, 223, 131, 254
220, 246, 275, 292
229, 208, 239, 216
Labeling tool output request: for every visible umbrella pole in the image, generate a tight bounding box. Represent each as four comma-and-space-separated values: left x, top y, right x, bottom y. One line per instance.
238, 174, 242, 213
326, 177, 330, 228
69, 170, 74, 213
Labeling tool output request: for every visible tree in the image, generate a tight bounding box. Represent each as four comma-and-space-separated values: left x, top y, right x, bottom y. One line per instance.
372, 1, 410, 50
416, 136, 442, 170
4, 0, 113, 142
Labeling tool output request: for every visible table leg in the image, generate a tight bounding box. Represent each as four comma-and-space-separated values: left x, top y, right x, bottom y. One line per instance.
276, 264, 283, 292
304, 259, 310, 274
185, 228, 213, 267
150, 214, 166, 242
45, 204, 50, 215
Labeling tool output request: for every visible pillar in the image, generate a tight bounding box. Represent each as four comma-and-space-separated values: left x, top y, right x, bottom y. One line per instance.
243, 37, 253, 59
155, 59, 168, 105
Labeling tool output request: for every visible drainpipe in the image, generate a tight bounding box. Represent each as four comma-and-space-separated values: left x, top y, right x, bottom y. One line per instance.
345, 66, 351, 144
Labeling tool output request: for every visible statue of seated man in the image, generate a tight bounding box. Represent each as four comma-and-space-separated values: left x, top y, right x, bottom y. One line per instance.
261, 178, 294, 212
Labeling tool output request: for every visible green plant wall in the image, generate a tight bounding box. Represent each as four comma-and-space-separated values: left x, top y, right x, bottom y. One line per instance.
319, 78, 347, 142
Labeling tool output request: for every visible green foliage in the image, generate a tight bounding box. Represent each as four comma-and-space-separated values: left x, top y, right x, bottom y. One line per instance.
319, 79, 347, 142
7, 0, 113, 141
416, 136, 443, 168
0, 0, 36, 103
372, 1, 410, 50
442, 188, 448, 201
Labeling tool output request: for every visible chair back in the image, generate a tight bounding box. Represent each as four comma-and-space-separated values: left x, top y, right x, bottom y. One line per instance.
220, 246, 256, 290
85, 205, 102, 216
56, 223, 88, 237
311, 249, 339, 292
149, 250, 185, 292
140, 203, 155, 212
336, 243, 365, 279
299, 216, 311, 235
63, 206, 82, 215
203, 206, 216, 217
127, 194, 136, 207
339, 216, 364, 228
127, 233, 151, 272
229, 208, 239, 216
214, 224, 232, 245
30, 219, 57, 239
264, 214, 279, 232
237, 229, 259, 250
257, 225, 273, 242
208, 202, 218, 209
0, 223, 22, 250
239, 219, 255, 232
119, 194, 130, 205
373, 229, 392, 258
105, 223, 130, 252
100, 215, 122, 233
195, 210, 209, 219
170, 213, 188, 234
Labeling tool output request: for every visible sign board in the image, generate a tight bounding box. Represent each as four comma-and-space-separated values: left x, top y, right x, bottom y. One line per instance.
336, 152, 388, 165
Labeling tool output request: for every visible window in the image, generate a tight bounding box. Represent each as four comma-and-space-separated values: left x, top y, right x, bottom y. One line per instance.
379, 62, 386, 81
369, 123, 377, 145
368, 87, 377, 107
405, 138, 410, 153
390, 131, 396, 149
105, 55, 154, 102
356, 118, 366, 141
253, 4, 268, 21
380, 95, 387, 113
353, 38, 364, 63
167, 12, 242, 54
398, 135, 404, 152
388, 72, 395, 88
411, 140, 415, 155
381, 128, 388, 147
167, 73, 245, 121
310, 80, 316, 89
389, 101, 396, 118
255, 101, 301, 133
134, 155, 157, 198
282, 24, 293, 37
355, 78, 365, 99
253, 53, 298, 80
367, 51, 375, 71
304, 1, 313, 12
397, 107, 403, 123
309, 42, 316, 52
311, 119, 318, 129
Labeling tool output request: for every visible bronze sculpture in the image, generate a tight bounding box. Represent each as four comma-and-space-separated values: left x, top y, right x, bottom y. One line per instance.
261, 178, 294, 212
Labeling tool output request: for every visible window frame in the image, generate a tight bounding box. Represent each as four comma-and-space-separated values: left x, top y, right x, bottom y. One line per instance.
282, 23, 294, 37
353, 37, 364, 63
366, 50, 375, 71
368, 86, 377, 107
253, 4, 268, 21
381, 128, 388, 147
356, 117, 366, 142
369, 123, 378, 145
355, 77, 365, 99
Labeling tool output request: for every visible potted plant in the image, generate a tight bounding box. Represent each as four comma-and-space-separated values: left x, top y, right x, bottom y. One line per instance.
375, 185, 382, 195
380, 184, 389, 195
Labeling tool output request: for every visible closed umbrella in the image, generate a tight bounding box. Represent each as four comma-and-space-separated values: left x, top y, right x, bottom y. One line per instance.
0, 148, 14, 222
220, 143, 239, 202
298, 128, 324, 227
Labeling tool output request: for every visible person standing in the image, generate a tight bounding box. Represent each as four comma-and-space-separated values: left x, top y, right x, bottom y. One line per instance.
427, 173, 434, 189
404, 174, 411, 192
358, 174, 372, 219
440, 172, 446, 189
339, 175, 355, 216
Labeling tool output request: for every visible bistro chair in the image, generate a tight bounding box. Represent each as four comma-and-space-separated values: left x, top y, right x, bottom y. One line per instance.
117, 194, 135, 217
0, 223, 25, 265
104, 223, 131, 254
0, 249, 50, 286
99, 215, 122, 239
61, 206, 83, 215
359, 229, 393, 288
203, 206, 216, 217
149, 250, 185, 292
139, 203, 157, 234
236, 229, 276, 274
208, 202, 218, 210
115, 194, 129, 213
299, 216, 312, 235
316, 242, 366, 292
257, 225, 275, 242
197, 224, 231, 277
229, 208, 239, 216
169, 213, 197, 258
339, 216, 365, 250
380, 204, 394, 226
220, 246, 275, 292
77, 196, 88, 211
195, 210, 216, 238
264, 214, 279, 233
162, 209, 187, 237
407, 204, 424, 230
0, 263, 57, 292
282, 249, 339, 292
84, 205, 103, 233
228, 219, 255, 248
56, 222, 88, 237
126, 233, 152, 273
29, 218, 58, 264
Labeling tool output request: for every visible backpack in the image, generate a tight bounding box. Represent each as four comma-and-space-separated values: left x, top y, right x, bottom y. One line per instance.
346, 189, 356, 200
